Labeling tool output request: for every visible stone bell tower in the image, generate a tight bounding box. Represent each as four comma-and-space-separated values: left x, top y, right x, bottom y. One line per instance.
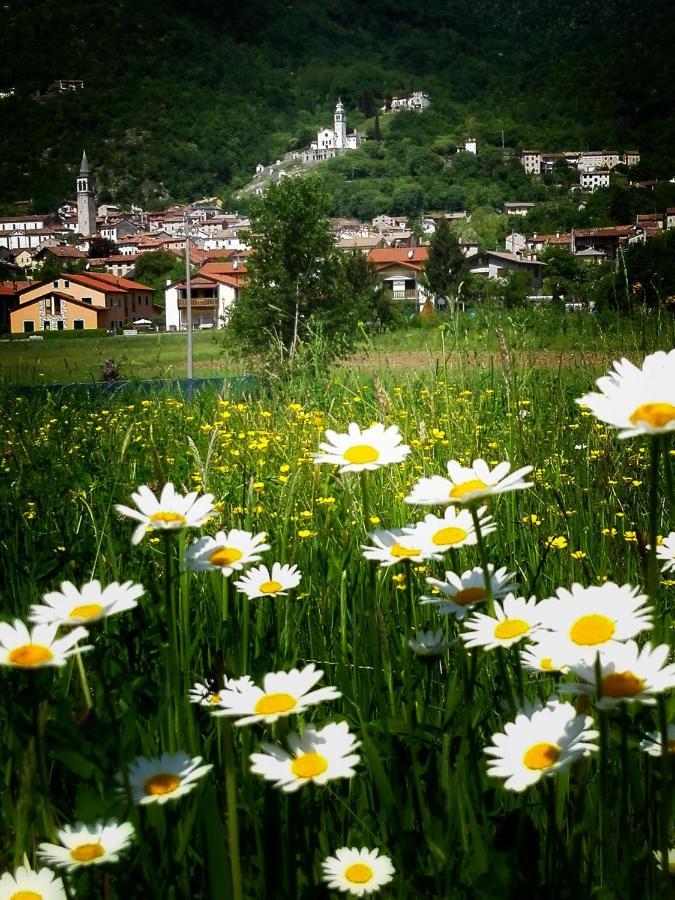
76, 150, 96, 236
334, 98, 346, 151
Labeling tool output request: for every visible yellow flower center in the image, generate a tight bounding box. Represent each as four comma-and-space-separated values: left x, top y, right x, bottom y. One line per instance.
452, 587, 487, 606
449, 478, 488, 500
149, 511, 186, 526
291, 752, 328, 779
629, 403, 675, 429
522, 742, 560, 770
668, 739, 675, 753
602, 671, 645, 698
343, 444, 380, 465
209, 547, 244, 567
144, 773, 181, 796
432, 526, 468, 546
389, 543, 422, 558
569, 614, 615, 646
344, 863, 374, 884
540, 657, 553, 671
208, 694, 221, 704
259, 580, 283, 594
70, 842, 105, 863
8, 644, 53, 667
11, 892, 43, 900
254, 692, 296, 716
493, 618, 529, 640
69, 603, 104, 620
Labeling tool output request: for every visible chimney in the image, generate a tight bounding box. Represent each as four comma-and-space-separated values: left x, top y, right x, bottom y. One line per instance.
165, 278, 172, 286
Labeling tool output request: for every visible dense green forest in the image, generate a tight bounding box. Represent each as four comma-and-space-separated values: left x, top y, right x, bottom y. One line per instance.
0, 0, 673, 215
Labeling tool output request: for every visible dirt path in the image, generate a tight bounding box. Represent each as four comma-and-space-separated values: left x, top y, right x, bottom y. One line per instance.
345, 349, 621, 371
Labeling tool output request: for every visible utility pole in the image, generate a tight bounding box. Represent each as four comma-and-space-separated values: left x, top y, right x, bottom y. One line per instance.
183, 210, 193, 380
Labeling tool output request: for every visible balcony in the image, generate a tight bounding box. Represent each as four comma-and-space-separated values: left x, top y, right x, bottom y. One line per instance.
177, 296, 216, 308
391, 289, 420, 301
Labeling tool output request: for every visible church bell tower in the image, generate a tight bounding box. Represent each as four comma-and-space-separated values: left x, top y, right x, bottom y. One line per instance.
76, 150, 96, 237
334, 98, 346, 150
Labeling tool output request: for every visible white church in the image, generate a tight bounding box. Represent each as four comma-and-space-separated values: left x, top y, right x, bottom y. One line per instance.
302, 99, 361, 164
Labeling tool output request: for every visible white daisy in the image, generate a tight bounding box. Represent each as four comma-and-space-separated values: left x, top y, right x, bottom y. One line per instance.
422, 564, 517, 620
656, 532, 675, 573
652, 848, 675, 874
403, 505, 495, 553
0, 620, 90, 670
322, 847, 395, 896
520, 636, 570, 674
361, 529, 441, 567
314, 423, 410, 473
405, 458, 533, 507
576, 349, 675, 438
234, 562, 301, 599
38, 820, 135, 871
29, 580, 143, 627
188, 675, 254, 707
250, 721, 360, 792
462, 594, 543, 651
211, 664, 340, 726
408, 629, 449, 658
0, 859, 66, 899
536, 582, 653, 666
115, 483, 214, 545
484, 699, 598, 792
640, 724, 675, 757
122, 752, 212, 805
561, 641, 675, 709
185, 529, 270, 577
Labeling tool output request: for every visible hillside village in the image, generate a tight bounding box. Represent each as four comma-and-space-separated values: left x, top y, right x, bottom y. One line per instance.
1, 124, 673, 336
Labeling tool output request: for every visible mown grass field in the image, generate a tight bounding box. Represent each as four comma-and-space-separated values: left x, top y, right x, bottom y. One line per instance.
0, 313, 673, 898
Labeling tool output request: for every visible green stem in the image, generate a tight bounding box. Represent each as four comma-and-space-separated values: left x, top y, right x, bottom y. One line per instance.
619, 704, 629, 839
75, 649, 93, 711
658, 694, 671, 879
31, 683, 56, 841
222, 720, 243, 900
359, 470, 371, 531
241, 593, 250, 675
164, 533, 181, 751
469, 504, 494, 616
595, 655, 609, 884
647, 437, 661, 628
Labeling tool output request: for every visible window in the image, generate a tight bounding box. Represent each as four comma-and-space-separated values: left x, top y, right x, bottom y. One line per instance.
82, 297, 92, 304
64, 280, 69, 288
57, 321, 64, 330
73, 320, 84, 330
24, 321, 35, 332
53, 280, 58, 288
43, 320, 51, 330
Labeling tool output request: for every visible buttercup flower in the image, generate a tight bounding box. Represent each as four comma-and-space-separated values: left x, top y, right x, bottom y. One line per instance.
362, 529, 441, 567
536, 582, 653, 666
322, 847, 395, 896
484, 700, 598, 792
405, 458, 533, 506
314, 423, 410, 473
462, 594, 543, 651
561, 641, 675, 709
186, 529, 270, 576
116, 483, 214, 544
122, 752, 212, 805
640, 724, 675, 757
403, 505, 495, 553
38, 821, 135, 871
0, 621, 90, 669
211, 664, 340, 726
576, 350, 675, 438
408, 629, 449, 657
250, 721, 360, 792
30, 580, 143, 627
234, 562, 301, 599
423, 565, 517, 620
657, 532, 675, 573
0, 859, 66, 899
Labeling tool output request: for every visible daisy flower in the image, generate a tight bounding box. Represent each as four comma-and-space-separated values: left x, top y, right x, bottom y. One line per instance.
185, 529, 270, 577
484, 700, 598, 792
322, 847, 395, 896
122, 752, 212, 805
561, 641, 675, 709
536, 582, 653, 666
640, 724, 675, 757
656, 532, 675, 573
0, 859, 66, 899
189, 675, 254, 707
115, 483, 214, 545
403, 505, 495, 553
462, 594, 543, 651
361, 529, 441, 567
30, 580, 143, 627
408, 629, 449, 658
405, 458, 533, 507
314, 423, 410, 473
652, 848, 675, 874
520, 636, 570, 674
576, 349, 675, 438
211, 663, 340, 726
38, 821, 135, 871
250, 721, 360, 792
0, 621, 90, 670
423, 565, 517, 620
234, 562, 301, 599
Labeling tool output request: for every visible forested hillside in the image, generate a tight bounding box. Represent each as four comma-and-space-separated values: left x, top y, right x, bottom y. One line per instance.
0, 0, 672, 212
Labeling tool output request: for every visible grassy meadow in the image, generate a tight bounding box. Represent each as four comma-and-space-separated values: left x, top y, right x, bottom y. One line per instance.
0, 312, 673, 898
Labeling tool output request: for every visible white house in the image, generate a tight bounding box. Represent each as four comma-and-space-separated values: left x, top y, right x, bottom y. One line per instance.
0, 215, 48, 233
302, 99, 360, 164
165, 271, 240, 330
388, 91, 430, 111
580, 170, 610, 192
504, 202, 536, 216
